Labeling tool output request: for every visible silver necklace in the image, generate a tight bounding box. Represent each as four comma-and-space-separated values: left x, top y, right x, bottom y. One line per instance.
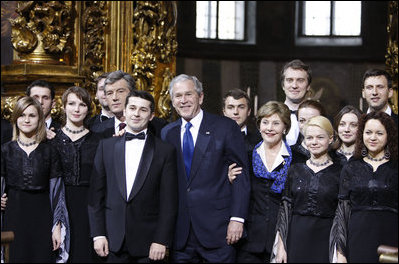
17, 138, 37, 147
338, 148, 353, 156
65, 126, 85, 134
309, 158, 331, 167
366, 154, 385, 162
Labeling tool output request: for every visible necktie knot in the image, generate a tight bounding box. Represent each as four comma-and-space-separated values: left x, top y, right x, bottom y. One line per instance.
290, 110, 298, 115
185, 122, 192, 130
125, 132, 146, 141
119, 122, 127, 130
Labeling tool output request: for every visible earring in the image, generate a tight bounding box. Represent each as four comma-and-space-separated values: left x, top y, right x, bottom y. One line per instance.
384, 147, 391, 160
361, 146, 368, 157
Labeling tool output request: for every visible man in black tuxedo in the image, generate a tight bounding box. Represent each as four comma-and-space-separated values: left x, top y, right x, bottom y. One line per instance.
26, 80, 61, 138
222, 89, 262, 160
90, 70, 167, 138
88, 90, 178, 262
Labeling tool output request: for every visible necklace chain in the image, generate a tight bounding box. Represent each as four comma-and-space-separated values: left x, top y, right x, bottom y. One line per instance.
309, 158, 331, 167
17, 138, 37, 147
366, 154, 385, 162
65, 126, 85, 134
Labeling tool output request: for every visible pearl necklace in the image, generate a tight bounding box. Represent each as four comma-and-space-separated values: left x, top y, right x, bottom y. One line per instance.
366, 154, 385, 162
338, 148, 354, 156
309, 158, 331, 167
65, 126, 85, 134
17, 138, 37, 147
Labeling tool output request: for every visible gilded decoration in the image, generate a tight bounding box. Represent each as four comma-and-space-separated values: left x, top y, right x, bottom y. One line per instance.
10, 1, 74, 64
81, 1, 108, 94
2, 1, 176, 120
131, 1, 177, 118
386, 1, 398, 114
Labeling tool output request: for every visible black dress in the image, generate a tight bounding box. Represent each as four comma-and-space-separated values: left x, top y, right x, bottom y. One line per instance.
1, 141, 69, 263
275, 162, 342, 262
330, 159, 398, 263
51, 130, 103, 262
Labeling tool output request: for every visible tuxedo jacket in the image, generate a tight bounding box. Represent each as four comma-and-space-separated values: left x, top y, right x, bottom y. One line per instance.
161, 111, 250, 249
88, 131, 178, 256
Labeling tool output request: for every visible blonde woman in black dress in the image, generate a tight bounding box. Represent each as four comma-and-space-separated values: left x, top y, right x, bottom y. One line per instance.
1, 96, 69, 262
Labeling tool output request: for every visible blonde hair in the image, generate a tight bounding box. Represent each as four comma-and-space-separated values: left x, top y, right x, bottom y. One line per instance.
11, 96, 46, 142
256, 101, 291, 133
303, 115, 334, 138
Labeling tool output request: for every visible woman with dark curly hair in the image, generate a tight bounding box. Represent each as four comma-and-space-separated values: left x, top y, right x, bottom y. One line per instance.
330, 111, 398, 263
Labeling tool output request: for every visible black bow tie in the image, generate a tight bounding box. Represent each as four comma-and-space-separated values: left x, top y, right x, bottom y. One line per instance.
125, 132, 146, 141
290, 110, 298, 115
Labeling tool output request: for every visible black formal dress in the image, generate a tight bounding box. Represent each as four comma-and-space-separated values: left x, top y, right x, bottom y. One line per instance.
330, 159, 398, 263
274, 162, 342, 262
1, 141, 69, 263
1, 118, 13, 145
51, 130, 103, 262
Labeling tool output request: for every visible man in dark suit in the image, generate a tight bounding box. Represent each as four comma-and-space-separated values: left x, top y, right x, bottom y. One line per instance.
90, 70, 167, 138
362, 69, 398, 124
26, 80, 61, 138
88, 72, 114, 130
88, 90, 178, 262
161, 74, 250, 262
222, 89, 262, 160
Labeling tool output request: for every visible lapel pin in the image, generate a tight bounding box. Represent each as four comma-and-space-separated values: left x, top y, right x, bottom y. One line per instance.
206, 131, 210, 135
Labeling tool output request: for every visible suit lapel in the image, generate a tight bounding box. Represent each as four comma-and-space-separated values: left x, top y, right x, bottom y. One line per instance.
127, 133, 155, 202
188, 113, 211, 185
114, 136, 127, 200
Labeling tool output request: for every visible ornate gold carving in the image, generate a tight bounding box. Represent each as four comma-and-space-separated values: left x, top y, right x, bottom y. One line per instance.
386, 1, 398, 114
131, 1, 177, 118
9, 1, 74, 64
81, 1, 108, 94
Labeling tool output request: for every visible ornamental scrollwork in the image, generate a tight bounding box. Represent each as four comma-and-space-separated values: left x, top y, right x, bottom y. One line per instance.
81, 1, 108, 94
10, 1, 74, 57
131, 1, 177, 118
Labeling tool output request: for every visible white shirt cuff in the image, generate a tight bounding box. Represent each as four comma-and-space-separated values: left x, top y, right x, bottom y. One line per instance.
93, 236, 107, 241
230, 217, 245, 223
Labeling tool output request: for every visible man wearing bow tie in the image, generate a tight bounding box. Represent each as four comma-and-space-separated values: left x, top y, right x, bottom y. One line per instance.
88, 90, 178, 262
161, 74, 250, 263
280, 59, 312, 145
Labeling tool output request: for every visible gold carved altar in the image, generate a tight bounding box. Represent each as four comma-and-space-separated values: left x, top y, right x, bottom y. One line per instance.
1, 1, 177, 120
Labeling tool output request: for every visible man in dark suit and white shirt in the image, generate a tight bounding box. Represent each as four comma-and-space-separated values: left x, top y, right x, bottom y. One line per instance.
88, 90, 178, 262
161, 74, 250, 263
91, 70, 167, 138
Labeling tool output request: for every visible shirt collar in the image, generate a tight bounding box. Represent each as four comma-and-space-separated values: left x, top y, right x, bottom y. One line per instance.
241, 125, 248, 135
45, 117, 52, 128
181, 109, 203, 130
367, 105, 392, 115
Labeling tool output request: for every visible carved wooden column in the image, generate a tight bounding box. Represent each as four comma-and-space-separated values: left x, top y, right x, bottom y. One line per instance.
386, 1, 398, 114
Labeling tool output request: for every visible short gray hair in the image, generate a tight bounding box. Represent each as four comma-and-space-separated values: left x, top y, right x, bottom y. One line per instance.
104, 70, 135, 92
169, 74, 203, 98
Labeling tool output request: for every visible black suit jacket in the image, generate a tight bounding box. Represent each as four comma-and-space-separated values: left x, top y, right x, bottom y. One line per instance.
88, 131, 178, 256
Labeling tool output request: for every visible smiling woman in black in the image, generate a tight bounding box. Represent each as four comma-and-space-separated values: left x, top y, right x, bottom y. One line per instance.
330, 111, 398, 263
272, 116, 341, 263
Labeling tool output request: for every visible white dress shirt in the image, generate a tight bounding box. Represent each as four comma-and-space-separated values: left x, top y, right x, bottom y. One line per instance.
45, 117, 52, 129
125, 128, 147, 198
285, 113, 299, 146
180, 110, 203, 148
